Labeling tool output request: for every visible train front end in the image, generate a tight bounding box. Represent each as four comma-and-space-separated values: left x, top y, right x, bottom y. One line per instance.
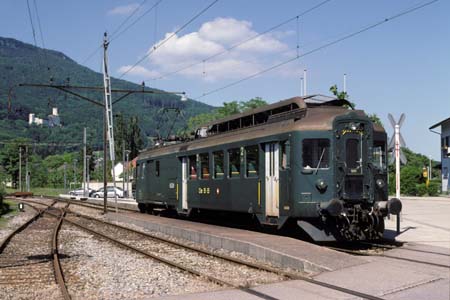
297, 111, 402, 241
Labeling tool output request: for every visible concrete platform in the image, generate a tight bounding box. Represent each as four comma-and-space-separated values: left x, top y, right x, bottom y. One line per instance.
385, 196, 450, 250
106, 212, 367, 274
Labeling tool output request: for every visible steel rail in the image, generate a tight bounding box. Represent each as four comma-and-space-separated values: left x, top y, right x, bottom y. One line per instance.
51, 202, 72, 300
0, 200, 56, 254
26, 198, 385, 300
328, 246, 450, 270
360, 241, 450, 257
63, 208, 385, 300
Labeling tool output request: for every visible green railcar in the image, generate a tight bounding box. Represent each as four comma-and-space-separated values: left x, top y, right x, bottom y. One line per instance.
135, 95, 401, 241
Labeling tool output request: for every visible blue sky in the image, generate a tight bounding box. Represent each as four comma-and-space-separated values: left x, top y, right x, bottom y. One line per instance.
1, 0, 449, 159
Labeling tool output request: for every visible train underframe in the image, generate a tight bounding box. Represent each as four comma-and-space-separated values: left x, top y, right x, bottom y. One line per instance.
297, 198, 401, 242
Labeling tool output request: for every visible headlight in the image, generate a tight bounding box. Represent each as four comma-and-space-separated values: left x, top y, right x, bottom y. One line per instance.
316, 179, 328, 191
376, 179, 385, 188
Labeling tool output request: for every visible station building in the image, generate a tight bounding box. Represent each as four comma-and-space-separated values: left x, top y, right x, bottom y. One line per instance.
429, 117, 450, 192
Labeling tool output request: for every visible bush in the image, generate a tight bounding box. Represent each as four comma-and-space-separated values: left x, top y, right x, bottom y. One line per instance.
428, 181, 441, 196
416, 183, 427, 196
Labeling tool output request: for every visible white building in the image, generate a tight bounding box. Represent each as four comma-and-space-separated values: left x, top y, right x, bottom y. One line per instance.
29, 107, 61, 127
429, 118, 450, 192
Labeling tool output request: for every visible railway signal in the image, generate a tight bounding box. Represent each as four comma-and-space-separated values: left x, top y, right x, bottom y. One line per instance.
387, 113, 406, 234
388, 113, 406, 198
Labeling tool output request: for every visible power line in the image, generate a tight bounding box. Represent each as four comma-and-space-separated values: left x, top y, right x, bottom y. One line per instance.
81, 0, 163, 65
110, 0, 163, 42
109, 0, 152, 38
119, 0, 220, 79
32, 0, 50, 73
152, 0, 332, 81
193, 0, 439, 100
26, 0, 38, 48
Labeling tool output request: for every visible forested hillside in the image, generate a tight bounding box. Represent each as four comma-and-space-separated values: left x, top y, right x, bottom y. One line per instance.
0, 37, 213, 154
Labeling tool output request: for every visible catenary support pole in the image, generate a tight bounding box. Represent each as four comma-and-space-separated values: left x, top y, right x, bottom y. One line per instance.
83, 127, 87, 197
19, 147, 22, 192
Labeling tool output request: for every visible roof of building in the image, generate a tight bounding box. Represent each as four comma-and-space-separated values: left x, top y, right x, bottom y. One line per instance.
429, 117, 450, 130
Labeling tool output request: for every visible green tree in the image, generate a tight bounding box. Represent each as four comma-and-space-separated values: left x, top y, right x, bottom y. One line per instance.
128, 116, 144, 159
330, 85, 348, 100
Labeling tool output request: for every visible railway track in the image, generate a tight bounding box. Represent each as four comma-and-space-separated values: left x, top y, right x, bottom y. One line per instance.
328, 242, 450, 270
18, 197, 386, 300
0, 201, 71, 300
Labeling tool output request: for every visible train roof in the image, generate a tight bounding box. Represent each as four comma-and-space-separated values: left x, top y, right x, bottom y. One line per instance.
138, 95, 384, 160
200, 95, 353, 128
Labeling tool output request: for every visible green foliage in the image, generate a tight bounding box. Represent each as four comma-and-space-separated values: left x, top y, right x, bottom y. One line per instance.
388, 148, 440, 196
329, 85, 348, 100
183, 97, 268, 135
367, 113, 384, 128
0, 37, 213, 154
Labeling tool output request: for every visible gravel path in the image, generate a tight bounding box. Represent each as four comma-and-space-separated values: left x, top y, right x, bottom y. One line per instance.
58, 223, 221, 299
0, 203, 36, 244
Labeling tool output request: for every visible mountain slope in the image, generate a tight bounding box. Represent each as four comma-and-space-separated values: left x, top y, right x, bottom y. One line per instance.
0, 37, 213, 150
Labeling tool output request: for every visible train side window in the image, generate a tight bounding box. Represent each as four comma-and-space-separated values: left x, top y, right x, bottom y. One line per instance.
228, 148, 241, 178
137, 163, 141, 178
245, 145, 259, 177
302, 139, 330, 169
200, 153, 210, 179
189, 155, 197, 180
155, 161, 160, 177
213, 151, 224, 179
280, 141, 290, 170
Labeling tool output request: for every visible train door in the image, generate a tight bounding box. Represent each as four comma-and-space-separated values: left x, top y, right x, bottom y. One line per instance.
265, 143, 279, 217
181, 157, 188, 210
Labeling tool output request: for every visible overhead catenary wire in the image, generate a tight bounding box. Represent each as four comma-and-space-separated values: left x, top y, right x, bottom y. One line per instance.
119, 0, 220, 79
26, 0, 42, 69
152, 0, 332, 80
193, 0, 439, 100
81, 0, 162, 65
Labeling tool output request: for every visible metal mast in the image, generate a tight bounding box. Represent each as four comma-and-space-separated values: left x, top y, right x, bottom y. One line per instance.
102, 32, 118, 212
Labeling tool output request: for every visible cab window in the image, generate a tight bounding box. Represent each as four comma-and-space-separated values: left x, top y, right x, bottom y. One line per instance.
372, 141, 386, 171
302, 139, 330, 169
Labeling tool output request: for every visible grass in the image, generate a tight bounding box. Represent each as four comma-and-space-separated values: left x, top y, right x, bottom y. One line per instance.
6, 187, 66, 197
0, 199, 19, 228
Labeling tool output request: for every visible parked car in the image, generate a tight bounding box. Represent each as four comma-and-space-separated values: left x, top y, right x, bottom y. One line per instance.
92, 186, 124, 198
69, 188, 96, 197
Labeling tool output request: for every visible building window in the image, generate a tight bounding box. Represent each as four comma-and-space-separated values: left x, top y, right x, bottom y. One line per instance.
302, 139, 330, 169
245, 145, 259, 177
213, 151, 224, 179
228, 148, 241, 178
200, 153, 210, 179
189, 155, 197, 180
155, 161, 160, 177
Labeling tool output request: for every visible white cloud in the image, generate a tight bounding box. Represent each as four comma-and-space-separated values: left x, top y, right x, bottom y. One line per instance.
108, 3, 139, 16
119, 17, 294, 81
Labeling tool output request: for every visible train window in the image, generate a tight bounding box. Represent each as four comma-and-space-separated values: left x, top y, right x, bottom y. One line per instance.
136, 164, 140, 178
141, 163, 146, 179
189, 155, 197, 180
280, 141, 290, 170
346, 139, 360, 170
372, 142, 386, 171
228, 148, 241, 178
155, 161, 160, 177
213, 151, 224, 179
245, 145, 259, 177
200, 153, 210, 179
302, 139, 330, 169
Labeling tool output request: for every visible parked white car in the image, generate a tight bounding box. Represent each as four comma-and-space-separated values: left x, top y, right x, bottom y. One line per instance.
92, 186, 124, 198
69, 188, 96, 197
